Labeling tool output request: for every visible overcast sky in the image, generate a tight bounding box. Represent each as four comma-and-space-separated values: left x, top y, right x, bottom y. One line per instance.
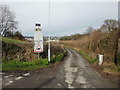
3, 2, 118, 36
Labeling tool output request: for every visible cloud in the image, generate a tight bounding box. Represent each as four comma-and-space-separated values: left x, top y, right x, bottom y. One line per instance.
5, 2, 118, 36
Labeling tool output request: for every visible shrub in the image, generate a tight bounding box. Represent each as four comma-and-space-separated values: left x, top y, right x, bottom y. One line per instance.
79, 50, 97, 64
14, 31, 25, 40
50, 53, 64, 63
38, 59, 49, 65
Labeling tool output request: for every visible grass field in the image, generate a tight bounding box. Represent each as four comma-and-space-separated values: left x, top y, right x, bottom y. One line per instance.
0, 36, 27, 44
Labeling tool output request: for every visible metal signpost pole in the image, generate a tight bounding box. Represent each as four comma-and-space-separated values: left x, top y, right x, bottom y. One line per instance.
38, 52, 39, 60
48, 38, 50, 62
48, 0, 51, 62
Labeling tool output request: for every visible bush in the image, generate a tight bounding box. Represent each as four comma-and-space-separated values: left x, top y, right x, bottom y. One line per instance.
14, 31, 25, 40
33, 59, 49, 65
50, 53, 64, 63
117, 52, 120, 65
4, 31, 14, 38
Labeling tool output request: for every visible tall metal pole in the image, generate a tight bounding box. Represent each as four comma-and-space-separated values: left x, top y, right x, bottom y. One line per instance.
48, 0, 50, 62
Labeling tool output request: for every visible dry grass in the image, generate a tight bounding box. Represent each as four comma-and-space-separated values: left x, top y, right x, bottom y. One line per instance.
102, 62, 120, 76
60, 30, 117, 63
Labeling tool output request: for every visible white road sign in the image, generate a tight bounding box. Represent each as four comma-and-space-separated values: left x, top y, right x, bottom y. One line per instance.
34, 23, 43, 53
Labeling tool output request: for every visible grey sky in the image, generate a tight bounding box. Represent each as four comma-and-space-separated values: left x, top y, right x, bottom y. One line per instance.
5, 2, 118, 36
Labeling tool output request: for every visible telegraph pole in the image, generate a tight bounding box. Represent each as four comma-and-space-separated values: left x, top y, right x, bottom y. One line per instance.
48, 0, 51, 62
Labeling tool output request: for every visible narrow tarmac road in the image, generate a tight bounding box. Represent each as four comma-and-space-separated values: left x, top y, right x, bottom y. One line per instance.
2, 48, 118, 89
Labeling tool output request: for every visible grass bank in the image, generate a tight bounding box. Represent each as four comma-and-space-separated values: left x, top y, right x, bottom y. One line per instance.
2, 59, 49, 71
0, 36, 27, 44
2, 52, 66, 71
79, 50, 97, 64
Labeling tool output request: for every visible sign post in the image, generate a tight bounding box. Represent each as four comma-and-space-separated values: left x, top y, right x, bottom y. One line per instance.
48, 37, 50, 62
48, 0, 51, 62
34, 23, 43, 59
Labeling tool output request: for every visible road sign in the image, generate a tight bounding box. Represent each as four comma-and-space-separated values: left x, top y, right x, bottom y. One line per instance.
34, 23, 43, 53
34, 43, 43, 52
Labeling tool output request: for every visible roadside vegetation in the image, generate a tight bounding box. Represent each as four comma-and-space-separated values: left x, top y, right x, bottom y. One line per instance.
0, 36, 26, 44
0, 4, 66, 71
2, 59, 49, 71
2, 52, 65, 71
61, 19, 120, 76
1, 36, 66, 71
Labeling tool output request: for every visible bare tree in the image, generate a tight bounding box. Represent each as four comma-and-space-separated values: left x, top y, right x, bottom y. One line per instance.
101, 19, 118, 32
101, 19, 119, 65
100, 24, 108, 32
86, 27, 94, 34
0, 4, 18, 36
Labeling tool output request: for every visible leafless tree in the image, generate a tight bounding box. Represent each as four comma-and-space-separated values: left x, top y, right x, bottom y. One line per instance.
0, 4, 18, 36
100, 19, 118, 32
86, 27, 94, 34
101, 19, 119, 65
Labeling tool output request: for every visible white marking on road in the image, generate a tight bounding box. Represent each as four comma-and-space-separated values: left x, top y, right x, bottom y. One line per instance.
77, 76, 86, 84
4, 75, 13, 78
57, 83, 62, 86
64, 50, 78, 88
23, 73, 30, 76
5, 80, 14, 86
15, 76, 23, 80
71, 67, 78, 73
66, 49, 72, 55
76, 72, 91, 88
0, 72, 5, 75
10, 75, 13, 77
4, 76, 9, 78
65, 60, 75, 88
68, 85, 74, 88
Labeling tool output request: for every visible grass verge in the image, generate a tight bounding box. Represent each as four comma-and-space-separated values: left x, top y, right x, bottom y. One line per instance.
2, 59, 49, 71
79, 50, 97, 64
65, 45, 97, 64
50, 53, 65, 63
65, 45, 120, 76
2, 52, 66, 71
